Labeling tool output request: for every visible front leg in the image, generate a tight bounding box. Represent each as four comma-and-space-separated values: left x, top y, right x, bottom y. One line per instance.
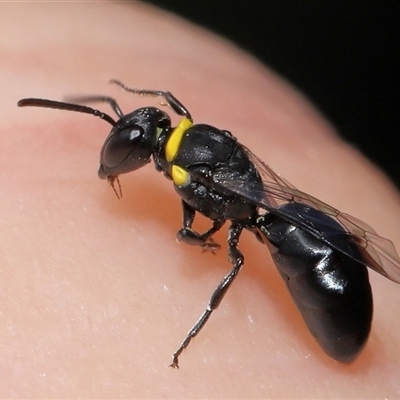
177, 200, 224, 251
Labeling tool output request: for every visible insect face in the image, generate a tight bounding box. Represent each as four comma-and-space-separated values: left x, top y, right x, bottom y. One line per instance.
98, 107, 171, 179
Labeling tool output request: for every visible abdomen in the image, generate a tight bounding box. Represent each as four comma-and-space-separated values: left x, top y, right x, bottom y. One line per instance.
257, 204, 373, 362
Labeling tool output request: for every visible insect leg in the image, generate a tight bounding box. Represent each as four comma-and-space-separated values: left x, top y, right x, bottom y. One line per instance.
170, 222, 244, 368
177, 200, 224, 251
110, 79, 192, 120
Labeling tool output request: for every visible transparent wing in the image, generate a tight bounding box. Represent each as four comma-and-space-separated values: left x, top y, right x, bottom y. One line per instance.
212, 145, 400, 283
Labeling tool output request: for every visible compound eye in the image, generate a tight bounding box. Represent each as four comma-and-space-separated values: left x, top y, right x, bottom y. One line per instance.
101, 127, 143, 169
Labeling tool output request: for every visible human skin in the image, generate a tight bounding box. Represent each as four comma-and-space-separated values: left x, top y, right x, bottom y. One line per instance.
1, 2, 400, 398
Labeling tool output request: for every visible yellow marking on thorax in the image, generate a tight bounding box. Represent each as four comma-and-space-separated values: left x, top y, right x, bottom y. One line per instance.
165, 117, 193, 162
171, 165, 189, 186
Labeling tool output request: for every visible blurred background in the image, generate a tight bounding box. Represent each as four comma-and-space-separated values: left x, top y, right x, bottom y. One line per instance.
144, 1, 400, 187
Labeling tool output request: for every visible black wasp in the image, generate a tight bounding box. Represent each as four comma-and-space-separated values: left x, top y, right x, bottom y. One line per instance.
18, 80, 400, 367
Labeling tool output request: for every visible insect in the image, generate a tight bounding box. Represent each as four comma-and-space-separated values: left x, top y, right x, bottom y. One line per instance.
18, 80, 400, 367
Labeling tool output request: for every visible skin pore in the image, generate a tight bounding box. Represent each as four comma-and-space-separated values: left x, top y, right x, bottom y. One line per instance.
1, 2, 400, 397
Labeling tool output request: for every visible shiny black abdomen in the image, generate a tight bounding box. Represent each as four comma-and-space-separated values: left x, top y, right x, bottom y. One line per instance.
258, 203, 373, 362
